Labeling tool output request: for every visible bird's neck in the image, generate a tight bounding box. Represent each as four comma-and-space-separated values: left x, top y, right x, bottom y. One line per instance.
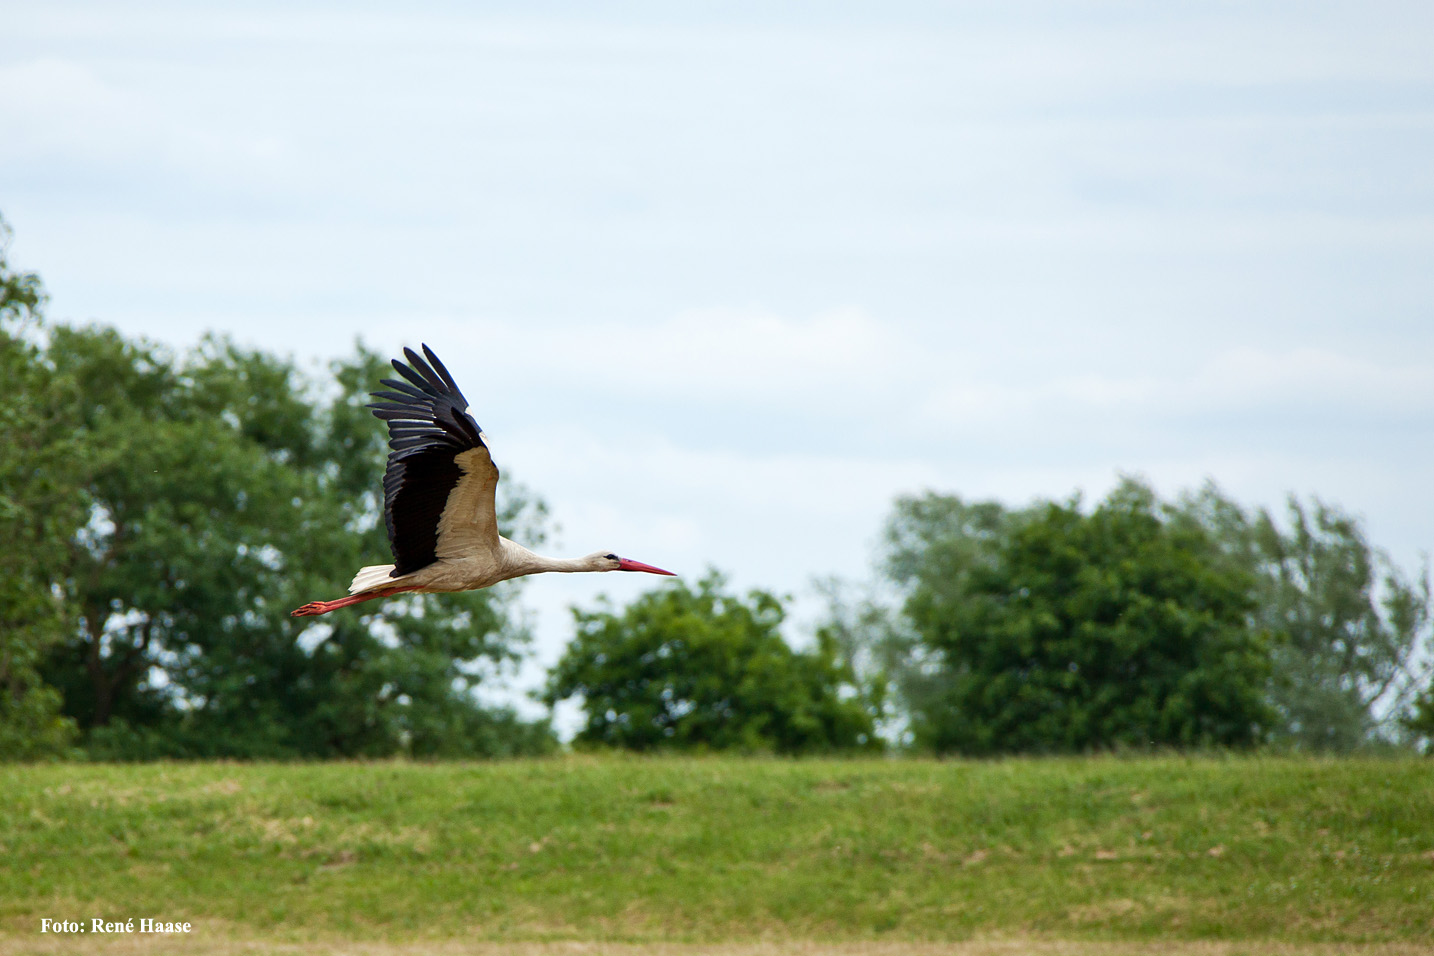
534, 554, 594, 573
501, 540, 594, 575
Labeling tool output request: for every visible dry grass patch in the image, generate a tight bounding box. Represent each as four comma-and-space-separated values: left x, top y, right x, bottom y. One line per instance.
6, 940, 1434, 956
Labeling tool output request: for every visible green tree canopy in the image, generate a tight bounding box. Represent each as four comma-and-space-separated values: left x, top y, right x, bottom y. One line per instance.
0, 213, 556, 761
545, 572, 879, 753
0, 215, 80, 757
24, 327, 555, 758
883, 479, 1274, 755
1177, 485, 1431, 751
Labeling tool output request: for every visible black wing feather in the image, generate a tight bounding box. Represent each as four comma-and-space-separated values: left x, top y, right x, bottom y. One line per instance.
378, 382, 438, 404
403, 346, 449, 391
423, 345, 461, 391
366, 344, 490, 576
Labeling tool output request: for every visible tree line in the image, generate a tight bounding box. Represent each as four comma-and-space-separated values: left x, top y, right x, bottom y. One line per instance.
3, 214, 1432, 759
836, 482, 1433, 753
0, 217, 552, 759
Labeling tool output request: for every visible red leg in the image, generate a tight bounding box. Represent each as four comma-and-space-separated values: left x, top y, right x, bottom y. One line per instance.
291, 586, 419, 617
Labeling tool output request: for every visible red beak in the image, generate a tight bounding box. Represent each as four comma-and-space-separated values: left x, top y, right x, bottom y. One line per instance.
618, 557, 677, 576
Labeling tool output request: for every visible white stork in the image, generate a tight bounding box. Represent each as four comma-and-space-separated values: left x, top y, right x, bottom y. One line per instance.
291, 345, 674, 617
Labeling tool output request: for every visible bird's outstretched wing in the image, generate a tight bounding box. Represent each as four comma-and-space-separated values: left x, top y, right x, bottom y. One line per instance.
367, 345, 500, 576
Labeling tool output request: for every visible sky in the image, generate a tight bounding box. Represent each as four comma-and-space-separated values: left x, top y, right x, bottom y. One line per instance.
3, 2, 1433, 729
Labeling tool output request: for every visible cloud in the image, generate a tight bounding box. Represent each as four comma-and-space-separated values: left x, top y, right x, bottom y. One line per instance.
0, 55, 298, 202
503, 425, 939, 527
920, 346, 1434, 435
426, 306, 907, 410
1198, 347, 1434, 411
0, 59, 140, 156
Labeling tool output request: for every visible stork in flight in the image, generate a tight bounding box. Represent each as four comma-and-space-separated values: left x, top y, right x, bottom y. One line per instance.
291, 345, 675, 617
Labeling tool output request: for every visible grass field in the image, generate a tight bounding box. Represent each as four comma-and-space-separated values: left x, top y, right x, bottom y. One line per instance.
2, 756, 1432, 954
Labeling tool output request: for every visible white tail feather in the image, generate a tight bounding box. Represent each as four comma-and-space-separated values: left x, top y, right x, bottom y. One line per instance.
349, 564, 399, 594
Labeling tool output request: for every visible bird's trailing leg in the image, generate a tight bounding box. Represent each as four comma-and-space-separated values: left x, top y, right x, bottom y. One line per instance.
290, 586, 419, 618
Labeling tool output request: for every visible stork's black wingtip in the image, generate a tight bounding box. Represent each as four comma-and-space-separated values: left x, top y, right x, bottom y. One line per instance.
420, 344, 460, 390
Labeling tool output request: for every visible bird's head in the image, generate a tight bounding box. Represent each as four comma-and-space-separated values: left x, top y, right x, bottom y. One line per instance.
589, 551, 677, 576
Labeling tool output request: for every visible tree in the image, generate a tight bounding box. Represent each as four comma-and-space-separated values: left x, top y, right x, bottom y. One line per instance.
1405, 690, 1434, 753
0, 212, 553, 760
883, 479, 1273, 755
1178, 485, 1432, 750
0, 215, 80, 758
545, 572, 879, 753
810, 576, 895, 741
24, 325, 553, 758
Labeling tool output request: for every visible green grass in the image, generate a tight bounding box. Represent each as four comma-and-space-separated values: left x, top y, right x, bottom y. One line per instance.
2, 755, 1432, 948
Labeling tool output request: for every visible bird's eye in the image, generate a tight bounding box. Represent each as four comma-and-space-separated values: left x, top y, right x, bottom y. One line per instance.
604, 553, 618, 561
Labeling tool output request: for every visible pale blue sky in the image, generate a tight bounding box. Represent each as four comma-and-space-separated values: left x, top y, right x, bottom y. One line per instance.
4, 2, 1432, 722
